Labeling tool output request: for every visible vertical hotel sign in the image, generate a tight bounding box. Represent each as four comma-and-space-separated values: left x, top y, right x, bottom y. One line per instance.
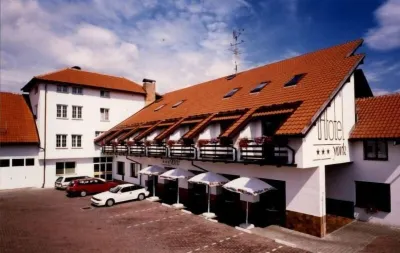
312, 91, 347, 162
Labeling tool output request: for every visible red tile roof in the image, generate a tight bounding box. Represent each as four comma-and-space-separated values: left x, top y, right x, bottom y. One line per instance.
21, 67, 146, 95
350, 93, 400, 139
0, 92, 39, 144
111, 39, 365, 137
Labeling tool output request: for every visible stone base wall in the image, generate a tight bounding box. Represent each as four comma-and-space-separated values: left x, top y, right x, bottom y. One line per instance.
326, 214, 353, 234
286, 210, 326, 237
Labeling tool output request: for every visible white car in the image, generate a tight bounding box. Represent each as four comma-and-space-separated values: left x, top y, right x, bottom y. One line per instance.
54, 175, 89, 190
91, 184, 150, 207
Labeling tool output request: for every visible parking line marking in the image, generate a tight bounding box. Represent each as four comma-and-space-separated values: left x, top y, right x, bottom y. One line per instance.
272, 249, 276, 252
226, 237, 230, 240
233, 235, 237, 238
203, 245, 208, 249
211, 243, 216, 246
278, 246, 283, 249
195, 248, 200, 251
219, 240, 224, 243
127, 226, 131, 228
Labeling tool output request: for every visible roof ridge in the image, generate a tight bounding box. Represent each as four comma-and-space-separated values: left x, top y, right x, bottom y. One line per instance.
35, 67, 70, 78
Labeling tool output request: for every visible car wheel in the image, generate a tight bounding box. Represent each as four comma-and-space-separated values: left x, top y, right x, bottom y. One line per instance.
138, 194, 145, 201
80, 191, 87, 197
106, 199, 114, 207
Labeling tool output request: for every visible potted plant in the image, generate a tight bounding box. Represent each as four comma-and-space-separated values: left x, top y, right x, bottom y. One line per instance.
167, 140, 176, 147
238, 138, 249, 148
254, 136, 273, 145
197, 139, 210, 147
210, 138, 219, 144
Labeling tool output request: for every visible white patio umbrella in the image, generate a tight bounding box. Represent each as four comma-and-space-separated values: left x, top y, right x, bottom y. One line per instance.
139, 165, 166, 201
160, 168, 194, 208
188, 172, 229, 218
223, 177, 275, 229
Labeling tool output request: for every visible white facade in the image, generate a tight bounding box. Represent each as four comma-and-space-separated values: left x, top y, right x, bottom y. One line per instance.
326, 141, 400, 227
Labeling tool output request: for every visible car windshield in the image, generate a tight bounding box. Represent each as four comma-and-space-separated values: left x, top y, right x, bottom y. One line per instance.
56, 177, 63, 182
109, 186, 122, 193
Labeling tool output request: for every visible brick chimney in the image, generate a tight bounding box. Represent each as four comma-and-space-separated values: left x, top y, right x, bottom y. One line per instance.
143, 78, 156, 106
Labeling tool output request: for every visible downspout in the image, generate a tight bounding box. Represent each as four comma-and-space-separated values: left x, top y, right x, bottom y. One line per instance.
41, 83, 48, 188
191, 160, 208, 172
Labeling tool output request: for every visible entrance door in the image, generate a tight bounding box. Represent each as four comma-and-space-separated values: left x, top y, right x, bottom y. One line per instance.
188, 183, 207, 214
216, 188, 243, 226
93, 157, 113, 181
163, 179, 178, 205
146, 175, 158, 196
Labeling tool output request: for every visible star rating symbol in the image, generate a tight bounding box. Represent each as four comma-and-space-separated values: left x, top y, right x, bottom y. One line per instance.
322, 149, 325, 155
316, 149, 320, 155
327, 149, 330, 154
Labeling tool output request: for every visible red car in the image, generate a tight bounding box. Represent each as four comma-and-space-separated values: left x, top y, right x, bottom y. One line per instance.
66, 178, 118, 197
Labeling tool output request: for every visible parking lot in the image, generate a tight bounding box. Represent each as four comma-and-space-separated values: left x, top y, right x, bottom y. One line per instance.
0, 188, 306, 253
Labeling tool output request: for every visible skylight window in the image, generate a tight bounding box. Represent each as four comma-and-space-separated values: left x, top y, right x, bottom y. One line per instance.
154, 104, 166, 111
284, 73, 306, 87
223, 88, 240, 98
172, 100, 185, 108
250, 81, 270, 93
226, 74, 236, 80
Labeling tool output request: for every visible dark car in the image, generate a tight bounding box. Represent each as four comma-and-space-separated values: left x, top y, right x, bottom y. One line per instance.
66, 178, 118, 197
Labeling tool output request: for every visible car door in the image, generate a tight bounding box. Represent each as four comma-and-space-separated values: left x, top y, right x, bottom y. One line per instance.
119, 186, 133, 202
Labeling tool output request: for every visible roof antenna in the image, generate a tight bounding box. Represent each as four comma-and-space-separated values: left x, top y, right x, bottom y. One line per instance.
229, 28, 245, 74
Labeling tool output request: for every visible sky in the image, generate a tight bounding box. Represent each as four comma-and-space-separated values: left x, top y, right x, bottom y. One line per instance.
0, 0, 399, 95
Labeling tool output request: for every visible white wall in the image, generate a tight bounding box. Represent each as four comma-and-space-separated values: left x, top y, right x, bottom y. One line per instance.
0, 145, 41, 189
112, 157, 140, 185
33, 83, 145, 160
326, 141, 400, 227
300, 74, 355, 168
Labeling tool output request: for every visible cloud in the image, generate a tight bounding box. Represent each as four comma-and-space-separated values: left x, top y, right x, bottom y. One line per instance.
0, 0, 253, 93
372, 88, 392, 96
365, 0, 400, 50
363, 60, 400, 83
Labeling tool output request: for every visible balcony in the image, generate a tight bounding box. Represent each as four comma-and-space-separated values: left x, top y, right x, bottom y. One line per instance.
128, 145, 146, 156
101, 145, 114, 154
115, 145, 128, 155
147, 144, 167, 158
169, 144, 197, 159
238, 138, 294, 165
198, 141, 236, 162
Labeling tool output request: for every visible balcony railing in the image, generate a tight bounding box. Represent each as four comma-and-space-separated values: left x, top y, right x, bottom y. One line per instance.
239, 143, 293, 165
128, 145, 146, 156
169, 144, 197, 159
101, 145, 114, 154
198, 144, 236, 162
115, 145, 128, 155
147, 145, 167, 158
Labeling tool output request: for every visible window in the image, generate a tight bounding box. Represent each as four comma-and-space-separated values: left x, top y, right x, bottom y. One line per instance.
284, 73, 306, 87
12, 159, 24, 166
25, 158, 35, 166
121, 186, 132, 193
93, 157, 113, 181
100, 108, 109, 121
117, 162, 125, 175
250, 81, 270, 93
56, 134, 67, 148
56, 162, 76, 175
56, 105, 68, 118
172, 100, 185, 108
72, 87, 83, 95
0, 159, 10, 167
72, 106, 82, 119
223, 88, 240, 98
364, 140, 388, 160
56, 85, 68, 93
130, 163, 141, 178
95, 131, 104, 137
100, 90, 110, 98
72, 135, 82, 148
356, 181, 391, 212
154, 104, 166, 111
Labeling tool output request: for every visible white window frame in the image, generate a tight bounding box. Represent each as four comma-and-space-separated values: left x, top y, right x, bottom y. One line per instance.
56, 104, 68, 119
100, 108, 109, 121
100, 90, 110, 98
56, 161, 76, 175
72, 106, 83, 119
72, 135, 82, 148
56, 134, 67, 148
56, 85, 68, 93
72, 86, 83, 95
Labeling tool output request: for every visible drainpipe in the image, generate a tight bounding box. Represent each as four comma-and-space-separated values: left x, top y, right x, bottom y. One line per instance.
191, 160, 208, 172
41, 83, 48, 188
